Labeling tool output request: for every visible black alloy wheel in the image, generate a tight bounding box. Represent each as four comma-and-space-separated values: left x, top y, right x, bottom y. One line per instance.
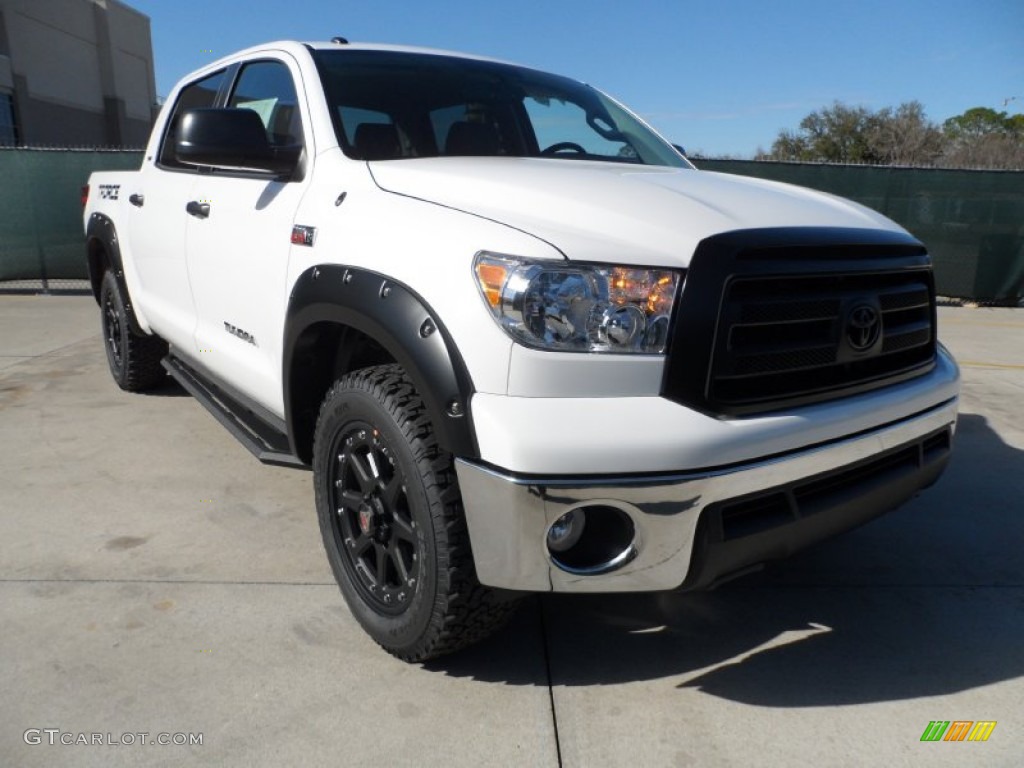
313, 364, 519, 661
103, 285, 124, 372
328, 422, 419, 614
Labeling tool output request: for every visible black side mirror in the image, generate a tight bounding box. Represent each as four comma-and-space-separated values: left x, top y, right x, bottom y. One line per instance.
175, 108, 299, 176
672, 143, 687, 158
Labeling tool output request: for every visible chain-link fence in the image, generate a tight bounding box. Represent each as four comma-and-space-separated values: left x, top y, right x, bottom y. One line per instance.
698, 159, 1024, 305
0, 147, 142, 292
1, 150, 1021, 303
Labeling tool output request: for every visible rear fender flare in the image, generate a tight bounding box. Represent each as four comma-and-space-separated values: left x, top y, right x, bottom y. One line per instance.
85, 213, 145, 335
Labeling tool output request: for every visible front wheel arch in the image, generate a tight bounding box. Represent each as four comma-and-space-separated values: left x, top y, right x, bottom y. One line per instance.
284, 265, 478, 464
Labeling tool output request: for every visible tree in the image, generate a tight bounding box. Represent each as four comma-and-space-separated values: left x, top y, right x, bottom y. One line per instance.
941, 107, 1024, 169
764, 101, 942, 165
764, 102, 883, 164
869, 102, 945, 166
943, 107, 1018, 141
762, 102, 1024, 169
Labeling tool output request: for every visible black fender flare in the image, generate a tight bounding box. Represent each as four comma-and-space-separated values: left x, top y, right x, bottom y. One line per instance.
85, 213, 145, 335
283, 265, 479, 459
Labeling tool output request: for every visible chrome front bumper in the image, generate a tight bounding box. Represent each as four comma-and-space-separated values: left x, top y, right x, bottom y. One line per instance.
455, 398, 958, 592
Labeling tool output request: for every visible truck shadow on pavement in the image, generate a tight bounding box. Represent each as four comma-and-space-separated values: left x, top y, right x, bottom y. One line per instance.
433, 412, 1024, 704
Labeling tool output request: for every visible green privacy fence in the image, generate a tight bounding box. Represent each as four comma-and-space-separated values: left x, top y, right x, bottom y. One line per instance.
1, 149, 1022, 302
0, 148, 142, 286
698, 159, 1024, 303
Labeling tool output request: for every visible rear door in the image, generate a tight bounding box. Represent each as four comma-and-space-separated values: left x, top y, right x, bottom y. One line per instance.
126, 69, 229, 349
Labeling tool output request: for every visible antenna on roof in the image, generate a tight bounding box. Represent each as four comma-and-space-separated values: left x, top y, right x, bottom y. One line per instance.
331, 36, 349, 45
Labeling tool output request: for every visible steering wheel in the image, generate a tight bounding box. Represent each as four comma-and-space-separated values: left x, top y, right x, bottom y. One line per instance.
541, 142, 587, 156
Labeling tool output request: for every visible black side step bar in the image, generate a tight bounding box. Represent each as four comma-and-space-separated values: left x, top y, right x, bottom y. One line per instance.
162, 355, 307, 469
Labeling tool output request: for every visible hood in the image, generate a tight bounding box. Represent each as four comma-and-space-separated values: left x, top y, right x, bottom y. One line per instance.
368, 158, 904, 266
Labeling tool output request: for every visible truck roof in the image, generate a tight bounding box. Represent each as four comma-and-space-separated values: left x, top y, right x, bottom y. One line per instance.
211, 39, 517, 68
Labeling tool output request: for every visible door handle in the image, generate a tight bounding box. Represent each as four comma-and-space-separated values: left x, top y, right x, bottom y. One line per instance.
186, 201, 210, 218
129, 193, 144, 207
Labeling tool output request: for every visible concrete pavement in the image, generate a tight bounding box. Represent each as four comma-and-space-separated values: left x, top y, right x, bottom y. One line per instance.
1, 296, 1021, 767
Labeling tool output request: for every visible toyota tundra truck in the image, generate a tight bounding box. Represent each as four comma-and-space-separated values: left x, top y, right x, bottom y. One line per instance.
83, 40, 960, 661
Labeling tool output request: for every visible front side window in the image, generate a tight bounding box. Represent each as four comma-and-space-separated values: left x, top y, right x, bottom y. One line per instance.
158, 69, 227, 168
227, 60, 303, 148
313, 50, 686, 167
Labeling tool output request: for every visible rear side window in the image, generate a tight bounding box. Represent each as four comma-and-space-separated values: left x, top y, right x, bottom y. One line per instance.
227, 60, 303, 148
158, 69, 227, 168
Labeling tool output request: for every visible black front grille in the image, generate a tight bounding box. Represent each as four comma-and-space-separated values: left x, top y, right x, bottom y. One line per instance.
709, 270, 935, 407
661, 227, 938, 415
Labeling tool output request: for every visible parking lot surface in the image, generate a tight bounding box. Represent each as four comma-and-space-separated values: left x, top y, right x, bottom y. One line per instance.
1, 295, 1021, 767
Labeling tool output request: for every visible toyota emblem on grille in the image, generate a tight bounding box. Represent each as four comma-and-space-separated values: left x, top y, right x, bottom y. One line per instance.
846, 304, 881, 352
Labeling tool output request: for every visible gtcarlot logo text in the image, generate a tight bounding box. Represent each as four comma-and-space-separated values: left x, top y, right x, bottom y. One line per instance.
24, 729, 203, 747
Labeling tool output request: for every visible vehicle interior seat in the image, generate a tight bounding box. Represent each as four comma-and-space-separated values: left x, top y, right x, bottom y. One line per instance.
354, 122, 402, 160
445, 121, 502, 156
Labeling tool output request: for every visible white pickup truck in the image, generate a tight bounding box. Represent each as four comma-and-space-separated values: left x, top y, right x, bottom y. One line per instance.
83, 39, 959, 661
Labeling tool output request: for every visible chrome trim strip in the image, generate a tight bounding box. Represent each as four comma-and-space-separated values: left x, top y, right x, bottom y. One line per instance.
455, 397, 958, 593
550, 541, 639, 577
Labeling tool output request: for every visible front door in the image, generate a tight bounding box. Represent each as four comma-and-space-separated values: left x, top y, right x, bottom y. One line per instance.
185, 57, 312, 415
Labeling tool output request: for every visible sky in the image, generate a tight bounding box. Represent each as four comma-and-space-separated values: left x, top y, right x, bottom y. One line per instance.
127, 0, 1024, 158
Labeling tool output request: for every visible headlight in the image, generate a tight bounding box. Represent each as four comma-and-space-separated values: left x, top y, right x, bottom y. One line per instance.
473, 252, 681, 354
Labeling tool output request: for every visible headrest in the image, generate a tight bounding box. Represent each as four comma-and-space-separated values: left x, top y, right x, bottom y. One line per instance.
354, 122, 400, 160
445, 121, 501, 156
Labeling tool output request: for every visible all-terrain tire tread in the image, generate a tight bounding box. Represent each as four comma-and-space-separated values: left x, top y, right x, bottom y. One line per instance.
100, 271, 167, 392
315, 364, 518, 661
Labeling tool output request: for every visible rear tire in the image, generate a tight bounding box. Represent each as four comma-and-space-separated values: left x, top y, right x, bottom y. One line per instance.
99, 270, 167, 391
313, 364, 518, 661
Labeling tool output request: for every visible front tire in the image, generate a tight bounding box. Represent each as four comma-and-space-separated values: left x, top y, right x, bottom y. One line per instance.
99, 271, 167, 391
313, 364, 517, 661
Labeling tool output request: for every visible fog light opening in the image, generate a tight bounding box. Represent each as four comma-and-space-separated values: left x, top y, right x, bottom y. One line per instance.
546, 505, 636, 575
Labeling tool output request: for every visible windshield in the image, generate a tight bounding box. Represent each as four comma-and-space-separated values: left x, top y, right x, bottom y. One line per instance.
313, 50, 688, 167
